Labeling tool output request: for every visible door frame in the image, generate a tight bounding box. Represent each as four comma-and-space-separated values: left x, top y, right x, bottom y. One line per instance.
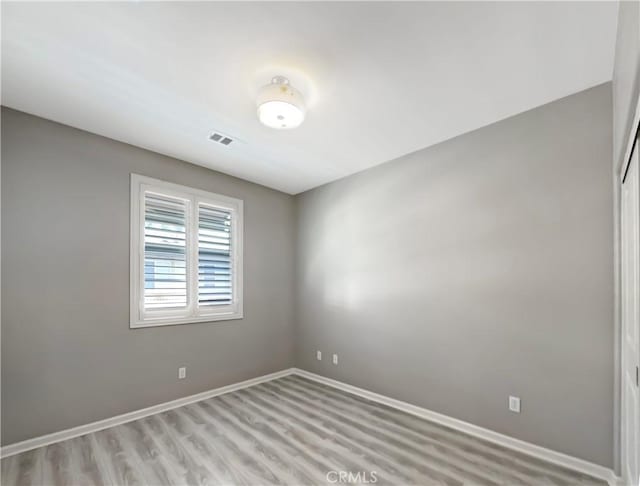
617, 91, 640, 478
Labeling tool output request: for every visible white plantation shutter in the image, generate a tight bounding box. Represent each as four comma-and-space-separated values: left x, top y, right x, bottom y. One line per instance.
144, 193, 188, 311
198, 204, 233, 308
131, 174, 243, 327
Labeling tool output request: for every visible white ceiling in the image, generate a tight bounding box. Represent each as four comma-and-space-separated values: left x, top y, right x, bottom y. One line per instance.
2, 2, 619, 194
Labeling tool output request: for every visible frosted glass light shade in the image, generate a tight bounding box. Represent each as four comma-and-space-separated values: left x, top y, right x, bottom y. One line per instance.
257, 77, 306, 129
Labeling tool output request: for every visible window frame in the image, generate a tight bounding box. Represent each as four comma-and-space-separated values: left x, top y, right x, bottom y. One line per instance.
130, 174, 243, 328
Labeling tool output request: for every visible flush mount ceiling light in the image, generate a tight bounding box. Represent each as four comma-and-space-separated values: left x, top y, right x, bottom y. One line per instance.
257, 76, 306, 129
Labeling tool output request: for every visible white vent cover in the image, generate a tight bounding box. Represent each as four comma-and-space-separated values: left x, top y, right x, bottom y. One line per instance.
209, 132, 234, 146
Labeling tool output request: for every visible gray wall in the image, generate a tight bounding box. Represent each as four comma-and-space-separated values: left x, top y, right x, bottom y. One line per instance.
295, 84, 614, 467
1, 107, 296, 445
613, 0, 640, 169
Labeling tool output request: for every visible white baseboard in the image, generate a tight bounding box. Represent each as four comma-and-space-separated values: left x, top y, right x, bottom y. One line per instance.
292, 368, 621, 486
0, 368, 296, 459
0, 366, 622, 486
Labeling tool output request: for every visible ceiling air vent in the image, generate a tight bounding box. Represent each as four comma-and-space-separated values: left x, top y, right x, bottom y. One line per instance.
209, 132, 234, 146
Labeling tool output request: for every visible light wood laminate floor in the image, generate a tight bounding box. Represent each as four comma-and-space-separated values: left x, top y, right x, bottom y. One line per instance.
1, 375, 605, 485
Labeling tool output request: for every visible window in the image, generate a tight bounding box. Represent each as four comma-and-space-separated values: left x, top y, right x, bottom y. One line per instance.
130, 174, 243, 328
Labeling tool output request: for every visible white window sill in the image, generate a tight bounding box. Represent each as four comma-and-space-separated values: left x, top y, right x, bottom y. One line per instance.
130, 311, 243, 329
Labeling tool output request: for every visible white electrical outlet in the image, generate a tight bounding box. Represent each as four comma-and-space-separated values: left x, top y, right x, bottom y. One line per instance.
509, 396, 521, 413
178, 367, 186, 380
332, 354, 338, 365
316, 350, 322, 361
